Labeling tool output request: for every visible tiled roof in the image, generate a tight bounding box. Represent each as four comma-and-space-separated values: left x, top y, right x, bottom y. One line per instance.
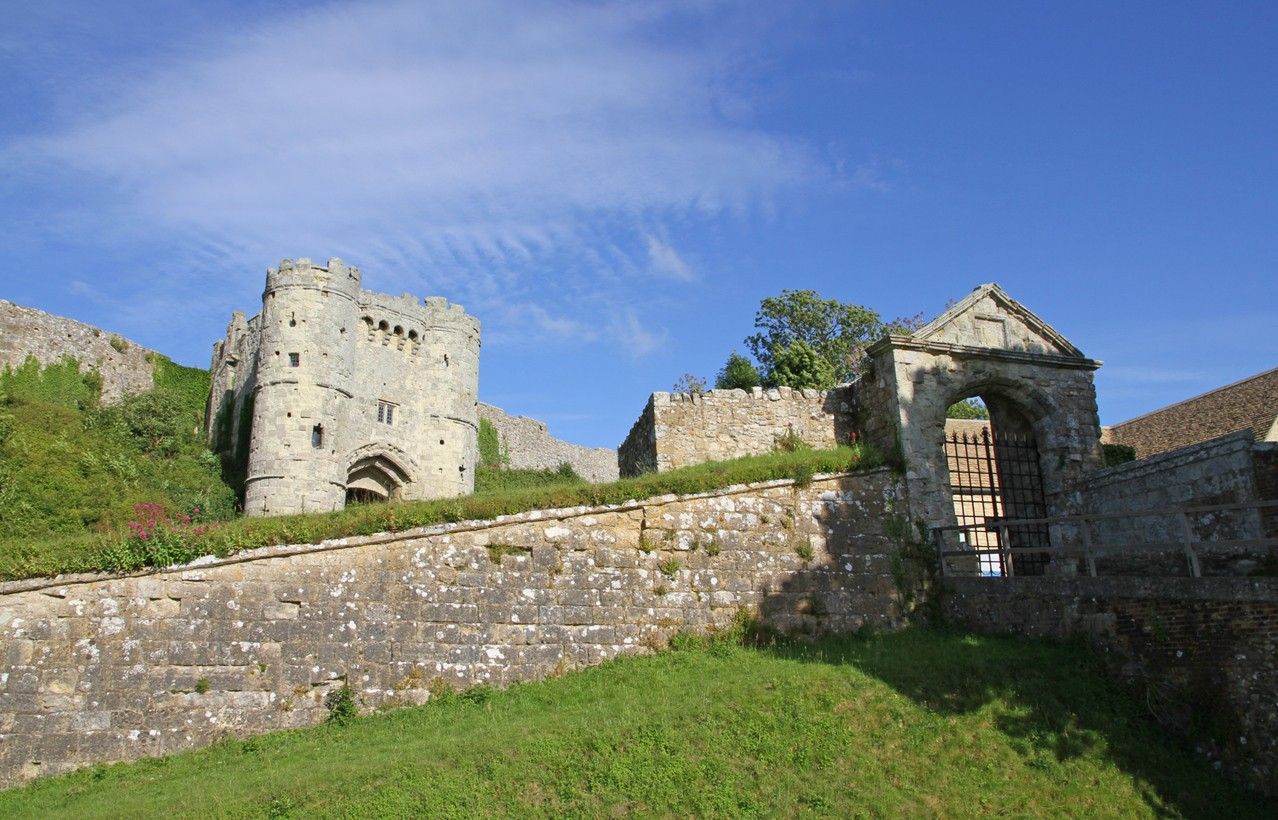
1106, 367, 1278, 458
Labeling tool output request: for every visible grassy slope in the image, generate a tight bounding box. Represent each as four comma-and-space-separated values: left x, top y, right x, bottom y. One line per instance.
0, 629, 1268, 818
0, 356, 237, 576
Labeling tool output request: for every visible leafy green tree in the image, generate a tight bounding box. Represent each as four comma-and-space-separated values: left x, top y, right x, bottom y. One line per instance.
769, 340, 837, 390
714, 352, 762, 390
946, 398, 989, 419
746, 289, 920, 384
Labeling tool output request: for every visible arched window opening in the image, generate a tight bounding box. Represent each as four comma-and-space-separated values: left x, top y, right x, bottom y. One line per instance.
393, 325, 404, 336
378, 320, 389, 332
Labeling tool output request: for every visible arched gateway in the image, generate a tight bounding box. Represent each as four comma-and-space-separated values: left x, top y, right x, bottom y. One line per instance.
851, 284, 1103, 573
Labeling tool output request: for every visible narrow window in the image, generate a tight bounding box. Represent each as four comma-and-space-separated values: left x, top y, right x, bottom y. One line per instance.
312, 424, 323, 448
289, 352, 300, 367
377, 401, 396, 425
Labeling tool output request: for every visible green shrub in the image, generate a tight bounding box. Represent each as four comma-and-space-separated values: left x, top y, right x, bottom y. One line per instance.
714, 352, 762, 391
657, 558, 681, 577
772, 424, 811, 453
325, 685, 357, 725
109, 335, 129, 353
1102, 443, 1137, 467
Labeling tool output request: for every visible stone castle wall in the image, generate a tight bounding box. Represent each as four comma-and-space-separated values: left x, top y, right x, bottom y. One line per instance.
1071, 433, 1276, 575
944, 576, 1278, 796
618, 387, 855, 477
208, 259, 481, 516
477, 403, 618, 483
0, 299, 155, 404
0, 469, 907, 786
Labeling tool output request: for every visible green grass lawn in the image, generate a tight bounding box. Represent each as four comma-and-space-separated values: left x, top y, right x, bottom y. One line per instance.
0, 628, 1268, 818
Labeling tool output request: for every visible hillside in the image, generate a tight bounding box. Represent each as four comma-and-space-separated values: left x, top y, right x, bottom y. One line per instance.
0, 628, 1268, 817
0, 354, 238, 569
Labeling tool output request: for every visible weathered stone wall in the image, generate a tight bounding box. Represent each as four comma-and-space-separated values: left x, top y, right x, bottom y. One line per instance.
478, 403, 618, 483
1072, 432, 1273, 575
618, 395, 658, 476
0, 299, 155, 404
617, 387, 855, 477
0, 470, 906, 785
944, 576, 1278, 796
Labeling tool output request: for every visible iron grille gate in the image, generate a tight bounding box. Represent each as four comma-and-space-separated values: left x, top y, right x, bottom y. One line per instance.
944, 426, 1051, 576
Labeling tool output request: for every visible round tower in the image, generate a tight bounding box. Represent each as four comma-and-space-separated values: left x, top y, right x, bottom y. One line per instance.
244, 258, 361, 515
414, 297, 482, 498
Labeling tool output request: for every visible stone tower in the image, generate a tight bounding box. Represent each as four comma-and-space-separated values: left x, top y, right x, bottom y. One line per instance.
207, 258, 481, 517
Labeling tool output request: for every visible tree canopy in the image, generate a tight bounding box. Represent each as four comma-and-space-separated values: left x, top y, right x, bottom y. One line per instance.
714, 352, 762, 391
745, 289, 920, 385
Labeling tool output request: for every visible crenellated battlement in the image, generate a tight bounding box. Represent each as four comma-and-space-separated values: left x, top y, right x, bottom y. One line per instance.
264, 256, 363, 298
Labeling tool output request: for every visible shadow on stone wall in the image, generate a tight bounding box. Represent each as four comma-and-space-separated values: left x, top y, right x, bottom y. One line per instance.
745, 472, 929, 640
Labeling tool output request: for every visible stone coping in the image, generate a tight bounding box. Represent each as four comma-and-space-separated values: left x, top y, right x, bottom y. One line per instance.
0, 468, 889, 597
1085, 430, 1255, 489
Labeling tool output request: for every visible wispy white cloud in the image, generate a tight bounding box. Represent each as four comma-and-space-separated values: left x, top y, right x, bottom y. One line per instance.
3, 0, 824, 354
645, 236, 696, 282
609, 310, 668, 358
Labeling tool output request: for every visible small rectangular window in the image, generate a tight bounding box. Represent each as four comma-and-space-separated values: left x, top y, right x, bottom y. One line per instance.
289, 352, 300, 367
312, 424, 323, 448
377, 401, 395, 425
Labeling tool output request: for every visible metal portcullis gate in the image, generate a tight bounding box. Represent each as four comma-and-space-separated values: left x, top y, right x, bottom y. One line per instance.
944, 425, 1051, 576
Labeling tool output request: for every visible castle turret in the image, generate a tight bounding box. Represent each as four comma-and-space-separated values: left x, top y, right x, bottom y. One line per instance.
244, 258, 361, 515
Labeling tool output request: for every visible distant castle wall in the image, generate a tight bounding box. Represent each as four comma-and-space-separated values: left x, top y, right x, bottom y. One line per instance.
618, 387, 856, 476
0, 299, 155, 404
478, 403, 618, 483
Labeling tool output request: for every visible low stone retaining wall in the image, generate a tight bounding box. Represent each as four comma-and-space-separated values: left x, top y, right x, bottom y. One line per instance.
944, 576, 1278, 796
0, 470, 905, 786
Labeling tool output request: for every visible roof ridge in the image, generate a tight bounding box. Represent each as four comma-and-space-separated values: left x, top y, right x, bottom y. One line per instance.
1109, 366, 1278, 429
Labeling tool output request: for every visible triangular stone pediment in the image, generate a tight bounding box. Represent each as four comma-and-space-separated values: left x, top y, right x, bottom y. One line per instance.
912, 283, 1084, 358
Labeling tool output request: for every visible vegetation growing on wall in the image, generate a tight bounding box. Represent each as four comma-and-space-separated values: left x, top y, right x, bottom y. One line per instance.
1103, 443, 1138, 467
0, 446, 877, 581
0, 355, 236, 564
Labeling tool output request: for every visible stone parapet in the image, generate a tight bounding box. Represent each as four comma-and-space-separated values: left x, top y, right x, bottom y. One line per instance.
618, 386, 854, 477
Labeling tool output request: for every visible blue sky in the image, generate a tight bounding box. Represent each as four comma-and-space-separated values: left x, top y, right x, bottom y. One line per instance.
2, 1, 1275, 448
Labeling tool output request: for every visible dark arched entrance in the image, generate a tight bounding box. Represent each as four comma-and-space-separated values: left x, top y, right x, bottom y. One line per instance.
345, 453, 411, 506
